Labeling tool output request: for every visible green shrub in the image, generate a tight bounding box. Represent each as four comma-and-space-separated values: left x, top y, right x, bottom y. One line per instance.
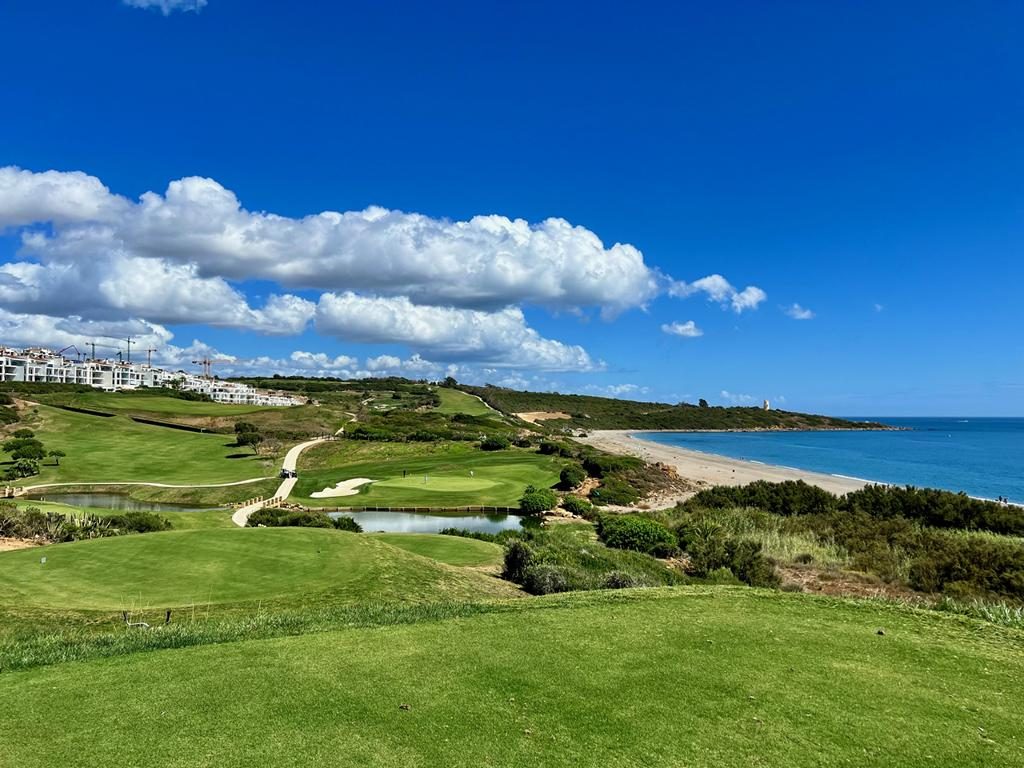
502, 540, 535, 582
678, 521, 779, 588
596, 515, 677, 557
247, 509, 334, 528
519, 485, 558, 515
581, 452, 644, 478
685, 480, 837, 517
521, 563, 573, 595
538, 441, 574, 457
590, 477, 641, 506
105, 511, 172, 533
561, 495, 594, 518
559, 464, 587, 490
479, 436, 511, 451
332, 516, 364, 532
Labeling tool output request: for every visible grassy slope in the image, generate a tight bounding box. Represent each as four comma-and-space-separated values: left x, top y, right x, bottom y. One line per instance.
1, 588, 1021, 767
371, 532, 503, 567
32, 390, 353, 439
0, 528, 516, 611
295, 441, 564, 507
434, 387, 494, 416
34, 391, 278, 417
5, 404, 274, 485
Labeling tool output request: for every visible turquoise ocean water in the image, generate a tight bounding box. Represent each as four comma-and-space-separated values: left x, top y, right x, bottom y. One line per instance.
637, 418, 1024, 504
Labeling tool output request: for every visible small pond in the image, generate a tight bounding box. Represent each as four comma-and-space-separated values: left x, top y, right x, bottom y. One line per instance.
328, 510, 526, 534
24, 492, 220, 513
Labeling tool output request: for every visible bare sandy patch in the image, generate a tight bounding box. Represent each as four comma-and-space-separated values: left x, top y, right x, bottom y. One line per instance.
517, 411, 572, 424
310, 478, 374, 499
0, 538, 39, 552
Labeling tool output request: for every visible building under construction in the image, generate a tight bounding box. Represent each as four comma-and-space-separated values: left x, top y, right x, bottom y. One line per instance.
0, 347, 301, 407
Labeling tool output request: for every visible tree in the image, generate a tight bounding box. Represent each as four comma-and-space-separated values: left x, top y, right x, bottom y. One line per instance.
3, 437, 42, 455
442, 376, 458, 388
236, 431, 264, 454
11, 443, 46, 462
12, 428, 34, 439
48, 449, 66, 466
698, 398, 709, 408
233, 422, 258, 435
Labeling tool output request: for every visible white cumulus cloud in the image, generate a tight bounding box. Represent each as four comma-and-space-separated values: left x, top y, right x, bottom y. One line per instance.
661, 320, 703, 338
785, 303, 815, 320
669, 274, 767, 314
123, 0, 208, 15
315, 293, 598, 371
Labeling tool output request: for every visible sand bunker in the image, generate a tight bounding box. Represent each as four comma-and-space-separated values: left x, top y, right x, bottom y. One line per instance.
516, 411, 572, 424
310, 478, 374, 498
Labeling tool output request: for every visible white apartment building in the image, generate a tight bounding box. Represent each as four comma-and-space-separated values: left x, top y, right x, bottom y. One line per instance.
0, 347, 301, 407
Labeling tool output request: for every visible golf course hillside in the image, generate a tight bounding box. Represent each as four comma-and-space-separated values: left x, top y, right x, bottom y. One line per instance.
4, 403, 274, 486
295, 441, 565, 508
32, 389, 350, 440
1, 588, 1021, 767
0, 527, 516, 614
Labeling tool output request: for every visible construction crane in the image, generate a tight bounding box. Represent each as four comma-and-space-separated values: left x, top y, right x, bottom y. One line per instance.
191, 357, 234, 379
144, 348, 157, 367
87, 341, 126, 361
57, 345, 83, 361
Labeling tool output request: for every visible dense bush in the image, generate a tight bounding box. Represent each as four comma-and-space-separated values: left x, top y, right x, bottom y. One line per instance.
596, 515, 677, 557
331, 516, 364, 532
843, 485, 1024, 536
0, 502, 169, 543
559, 464, 587, 490
538, 440, 574, 457
440, 527, 522, 544
500, 525, 681, 594
521, 563, 574, 595
502, 540, 535, 582
479, 436, 511, 451
590, 477, 641, 506
677, 521, 780, 588
685, 480, 837, 517
247, 509, 335, 529
581, 452, 645, 479
518, 485, 558, 515
686, 480, 1024, 537
560, 495, 595, 518
105, 511, 172, 533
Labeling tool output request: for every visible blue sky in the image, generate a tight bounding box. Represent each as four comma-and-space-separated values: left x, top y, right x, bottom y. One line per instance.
0, 0, 1021, 415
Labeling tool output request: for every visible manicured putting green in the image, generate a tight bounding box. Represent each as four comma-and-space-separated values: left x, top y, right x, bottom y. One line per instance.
297, 445, 563, 507
0, 528, 514, 610
373, 475, 499, 492
2, 589, 1021, 767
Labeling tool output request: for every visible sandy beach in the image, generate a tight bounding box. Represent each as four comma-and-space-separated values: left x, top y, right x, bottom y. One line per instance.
578, 430, 873, 502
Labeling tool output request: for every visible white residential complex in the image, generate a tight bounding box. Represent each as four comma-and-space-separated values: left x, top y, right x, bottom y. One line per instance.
0, 347, 302, 407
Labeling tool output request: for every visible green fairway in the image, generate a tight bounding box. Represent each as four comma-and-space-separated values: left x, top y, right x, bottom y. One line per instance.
0, 528, 516, 611
434, 387, 494, 416
295, 442, 564, 507
4, 404, 274, 485
35, 390, 279, 417
1, 588, 1021, 767
371, 533, 504, 567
